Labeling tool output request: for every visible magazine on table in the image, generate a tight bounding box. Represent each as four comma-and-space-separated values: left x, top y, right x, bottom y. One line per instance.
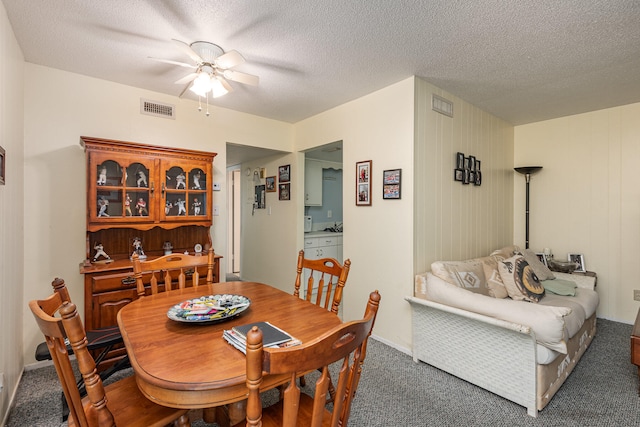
223, 321, 301, 354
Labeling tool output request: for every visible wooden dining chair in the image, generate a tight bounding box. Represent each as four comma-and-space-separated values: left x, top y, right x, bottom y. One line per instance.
29, 283, 191, 427
235, 290, 380, 427
294, 249, 351, 314
132, 247, 216, 297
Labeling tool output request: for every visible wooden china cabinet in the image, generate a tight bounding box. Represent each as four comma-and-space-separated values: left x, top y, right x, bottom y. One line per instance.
79, 136, 220, 368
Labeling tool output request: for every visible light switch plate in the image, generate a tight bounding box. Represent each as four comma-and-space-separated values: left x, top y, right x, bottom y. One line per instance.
213, 183, 221, 191
213, 205, 220, 216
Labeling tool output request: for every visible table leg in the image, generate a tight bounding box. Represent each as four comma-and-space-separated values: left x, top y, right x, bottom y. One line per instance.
203, 401, 246, 427
202, 407, 217, 424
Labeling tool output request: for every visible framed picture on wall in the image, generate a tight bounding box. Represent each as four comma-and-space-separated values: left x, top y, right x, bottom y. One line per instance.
456, 152, 464, 169
356, 160, 372, 206
383, 169, 401, 199
265, 176, 276, 192
279, 183, 290, 201
0, 146, 5, 185
278, 165, 290, 183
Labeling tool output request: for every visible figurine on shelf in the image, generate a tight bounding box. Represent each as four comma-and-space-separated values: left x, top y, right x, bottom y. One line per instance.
97, 166, 107, 186
93, 243, 110, 262
131, 237, 146, 260
163, 241, 173, 255
192, 197, 201, 215
136, 197, 148, 216
165, 200, 173, 215
192, 171, 202, 189
124, 194, 132, 216
175, 172, 186, 189
176, 198, 186, 215
97, 196, 109, 217
136, 170, 148, 187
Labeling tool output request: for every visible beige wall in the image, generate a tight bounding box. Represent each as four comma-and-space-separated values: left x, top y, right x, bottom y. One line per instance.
239, 151, 303, 290
0, 3, 25, 421
295, 78, 416, 349
414, 78, 515, 275
515, 102, 640, 324
21, 63, 293, 365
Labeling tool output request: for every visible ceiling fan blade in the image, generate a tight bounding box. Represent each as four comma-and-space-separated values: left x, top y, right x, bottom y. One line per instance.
215, 50, 245, 69
148, 57, 196, 69
223, 70, 259, 86
178, 82, 192, 98
172, 39, 203, 63
174, 73, 198, 85
219, 78, 234, 93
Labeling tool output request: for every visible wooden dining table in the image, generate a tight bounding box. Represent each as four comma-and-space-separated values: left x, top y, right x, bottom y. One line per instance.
117, 281, 342, 424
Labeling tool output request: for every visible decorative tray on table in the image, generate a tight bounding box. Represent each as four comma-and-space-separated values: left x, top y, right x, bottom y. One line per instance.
167, 294, 251, 324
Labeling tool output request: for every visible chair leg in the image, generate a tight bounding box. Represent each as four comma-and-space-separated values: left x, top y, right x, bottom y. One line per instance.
174, 413, 191, 426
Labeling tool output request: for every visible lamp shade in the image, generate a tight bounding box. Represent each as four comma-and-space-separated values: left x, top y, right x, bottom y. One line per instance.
514, 166, 542, 175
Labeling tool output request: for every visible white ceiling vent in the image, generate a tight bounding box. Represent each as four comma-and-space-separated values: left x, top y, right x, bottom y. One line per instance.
432, 94, 453, 118
140, 99, 176, 119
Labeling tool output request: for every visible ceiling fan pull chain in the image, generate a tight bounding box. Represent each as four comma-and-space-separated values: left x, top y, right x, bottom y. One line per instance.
206, 92, 211, 117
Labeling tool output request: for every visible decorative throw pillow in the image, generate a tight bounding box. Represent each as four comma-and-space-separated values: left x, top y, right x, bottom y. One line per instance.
482, 263, 509, 299
430, 259, 489, 296
498, 255, 545, 302
520, 249, 555, 281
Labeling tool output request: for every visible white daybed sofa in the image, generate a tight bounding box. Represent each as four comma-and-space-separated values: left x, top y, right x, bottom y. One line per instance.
405, 246, 599, 417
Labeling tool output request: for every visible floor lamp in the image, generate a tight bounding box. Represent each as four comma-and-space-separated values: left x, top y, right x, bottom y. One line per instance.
514, 166, 542, 249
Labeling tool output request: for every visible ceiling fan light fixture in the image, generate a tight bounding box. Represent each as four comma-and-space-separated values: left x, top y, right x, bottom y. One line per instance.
189, 72, 212, 97
211, 77, 229, 98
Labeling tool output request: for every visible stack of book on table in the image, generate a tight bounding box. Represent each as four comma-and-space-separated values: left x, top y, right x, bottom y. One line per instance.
223, 321, 301, 354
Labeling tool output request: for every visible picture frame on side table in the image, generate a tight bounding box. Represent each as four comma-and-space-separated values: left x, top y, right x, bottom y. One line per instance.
356, 160, 372, 206
568, 253, 586, 273
383, 169, 401, 199
536, 253, 549, 268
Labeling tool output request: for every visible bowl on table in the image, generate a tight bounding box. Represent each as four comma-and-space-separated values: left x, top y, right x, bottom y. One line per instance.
547, 259, 579, 273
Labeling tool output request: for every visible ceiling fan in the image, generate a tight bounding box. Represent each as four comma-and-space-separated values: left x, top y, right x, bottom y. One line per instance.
150, 40, 259, 115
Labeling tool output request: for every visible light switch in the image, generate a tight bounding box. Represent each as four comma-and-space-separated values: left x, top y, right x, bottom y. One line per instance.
327, 210, 332, 218
213, 205, 220, 216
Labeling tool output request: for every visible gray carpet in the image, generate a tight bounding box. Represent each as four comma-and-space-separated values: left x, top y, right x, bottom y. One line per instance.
7, 319, 640, 426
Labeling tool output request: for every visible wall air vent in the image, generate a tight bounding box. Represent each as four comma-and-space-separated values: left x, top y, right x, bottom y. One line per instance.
432, 94, 453, 118
140, 99, 176, 119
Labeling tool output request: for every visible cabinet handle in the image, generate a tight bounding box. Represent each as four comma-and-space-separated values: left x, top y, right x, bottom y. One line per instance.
121, 276, 136, 286
162, 182, 165, 197
150, 182, 155, 195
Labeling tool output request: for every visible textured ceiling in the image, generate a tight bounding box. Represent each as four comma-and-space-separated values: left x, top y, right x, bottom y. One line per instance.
3, 0, 640, 125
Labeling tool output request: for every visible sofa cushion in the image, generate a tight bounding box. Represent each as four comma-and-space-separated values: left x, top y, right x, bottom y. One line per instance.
430, 258, 489, 296
482, 263, 509, 298
418, 272, 571, 353
498, 255, 545, 302
520, 248, 556, 280
489, 245, 520, 261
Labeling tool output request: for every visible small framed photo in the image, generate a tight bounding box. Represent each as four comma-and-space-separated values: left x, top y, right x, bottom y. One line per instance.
474, 170, 482, 186
469, 156, 476, 172
278, 165, 290, 183
383, 169, 401, 199
356, 160, 372, 206
0, 146, 5, 185
463, 169, 470, 184
454, 168, 464, 182
475, 159, 481, 172
535, 253, 549, 268
456, 152, 464, 169
265, 176, 276, 192
568, 253, 586, 273
278, 183, 290, 201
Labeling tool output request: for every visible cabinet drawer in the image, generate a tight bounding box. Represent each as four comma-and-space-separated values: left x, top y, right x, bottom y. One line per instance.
304, 238, 318, 249
318, 237, 337, 247
91, 272, 138, 293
